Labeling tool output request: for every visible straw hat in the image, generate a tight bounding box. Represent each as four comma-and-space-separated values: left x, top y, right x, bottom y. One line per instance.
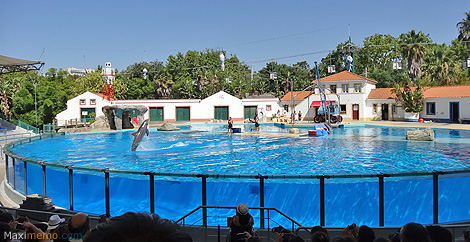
48, 215, 65, 230
237, 203, 249, 215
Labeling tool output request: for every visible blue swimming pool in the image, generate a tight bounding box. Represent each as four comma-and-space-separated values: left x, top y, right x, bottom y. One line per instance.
5, 124, 470, 227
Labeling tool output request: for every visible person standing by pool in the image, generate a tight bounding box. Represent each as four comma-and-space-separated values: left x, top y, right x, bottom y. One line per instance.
250, 113, 260, 132
227, 117, 233, 134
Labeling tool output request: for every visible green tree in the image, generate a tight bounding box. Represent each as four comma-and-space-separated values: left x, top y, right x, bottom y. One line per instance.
457, 12, 470, 56
423, 44, 456, 86
399, 30, 432, 84
357, 34, 401, 73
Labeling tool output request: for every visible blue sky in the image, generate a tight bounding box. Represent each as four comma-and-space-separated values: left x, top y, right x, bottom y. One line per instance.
1, 0, 469, 73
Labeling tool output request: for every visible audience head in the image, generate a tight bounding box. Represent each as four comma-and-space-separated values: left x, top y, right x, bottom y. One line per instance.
400, 222, 431, 242
358, 225, 375, 242
388, 232, 400, 242
0, 222, 11, 242
69, 212, 90, 236
237, 203, 249, 216
425, 225, 452, 242
0, 213, 13, 223
311, 231, 329, 242
464, 229, 470, 242
311, 226, 328, 235
84, 212, 192, 242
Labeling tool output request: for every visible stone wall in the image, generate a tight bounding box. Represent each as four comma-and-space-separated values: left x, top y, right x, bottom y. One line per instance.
101, 105, 148, 130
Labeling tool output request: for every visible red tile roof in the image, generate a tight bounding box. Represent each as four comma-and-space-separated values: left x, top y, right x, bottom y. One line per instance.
367, 88, 396, 99
92, 92, 111, 99
318, 71, 377, 83
368, 85, 470, 100
281, 90, 314, 102
423, 85, 470, 98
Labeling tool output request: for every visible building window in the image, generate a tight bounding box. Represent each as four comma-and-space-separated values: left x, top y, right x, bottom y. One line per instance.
330, 85, 337, 94
80, 99, 86, 105
90, 99, 96, 105
342, 84, 349, 93
340, 104, 347, 114
373, 104, 378, 114
354, 84, 362, 93
426, 102, 436, 115
392, 104, 397, 114
266, 105, 272, 111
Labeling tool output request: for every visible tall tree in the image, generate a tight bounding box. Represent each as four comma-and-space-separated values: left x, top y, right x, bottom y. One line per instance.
399, 30, 432, 85
423, 44, 457, 86
457, 11, 470, 75
357, 34, 401, 73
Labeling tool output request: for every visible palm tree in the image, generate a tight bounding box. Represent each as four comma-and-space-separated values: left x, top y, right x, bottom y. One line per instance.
400, 30, 431, 85
457, 11, 470, 74
424, 44, 455, 86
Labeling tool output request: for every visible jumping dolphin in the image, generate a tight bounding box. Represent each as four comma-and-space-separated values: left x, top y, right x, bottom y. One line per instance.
131, 119, 149, 152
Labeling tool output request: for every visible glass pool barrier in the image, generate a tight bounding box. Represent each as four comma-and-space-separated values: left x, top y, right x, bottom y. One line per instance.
3, 132, 470, 228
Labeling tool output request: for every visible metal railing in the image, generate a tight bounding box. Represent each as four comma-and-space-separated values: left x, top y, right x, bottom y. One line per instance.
3, 133, 470, 228
56, 118, 94, 128
17, 121, 39, 134
176, 205, 303, 231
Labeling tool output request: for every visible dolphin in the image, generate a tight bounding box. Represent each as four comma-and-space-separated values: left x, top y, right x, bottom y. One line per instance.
131, 119, 149, 152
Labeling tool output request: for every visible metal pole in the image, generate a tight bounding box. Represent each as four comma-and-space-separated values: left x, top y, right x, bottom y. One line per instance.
68, 167, 73, 210
256, 174, 267, 229
5, 154, 9, 185
24, 161, 27, 196
317, 175, 330, 226
290, 76, 294, 128
197, 174, 209, 227
12, 158, 16, 190
42, 163, 46, 196
377, 174, 389, 226
433, 171, 442, 224
148, 173, 155, 214
104, 170, 110, 217
34, 82, 37, 126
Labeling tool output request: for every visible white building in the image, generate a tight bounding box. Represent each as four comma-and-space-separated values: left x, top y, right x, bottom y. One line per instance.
55, 91, 281, 126
56, 71, 470, 126
63, 67, 95, 76
282, 71, 379, 121
281, 71, 470, 123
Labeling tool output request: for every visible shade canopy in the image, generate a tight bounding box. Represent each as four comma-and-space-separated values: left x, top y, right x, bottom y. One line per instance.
310, 100, 336, 108
0, 55, 44, 74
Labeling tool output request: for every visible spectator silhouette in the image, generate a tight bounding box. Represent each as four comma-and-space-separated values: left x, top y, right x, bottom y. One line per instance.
311, 226, 329, 242
84, 212, 192, 242
425, 225, 452, 242
53, 224, 71, 242
400, 222, 431, 242
0, 222, 11, 242
69, 212, 90, 242
358, 225, 375, 242
229, 203, 254, 242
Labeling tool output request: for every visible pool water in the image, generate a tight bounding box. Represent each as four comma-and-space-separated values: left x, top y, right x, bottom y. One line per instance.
11, 124, 470, 175
8, 124, 470, 227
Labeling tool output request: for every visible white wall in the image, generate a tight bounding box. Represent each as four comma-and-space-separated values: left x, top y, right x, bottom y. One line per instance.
62, 91, 282, 123
421, 97, 470, 122
56, 92, 109, 126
